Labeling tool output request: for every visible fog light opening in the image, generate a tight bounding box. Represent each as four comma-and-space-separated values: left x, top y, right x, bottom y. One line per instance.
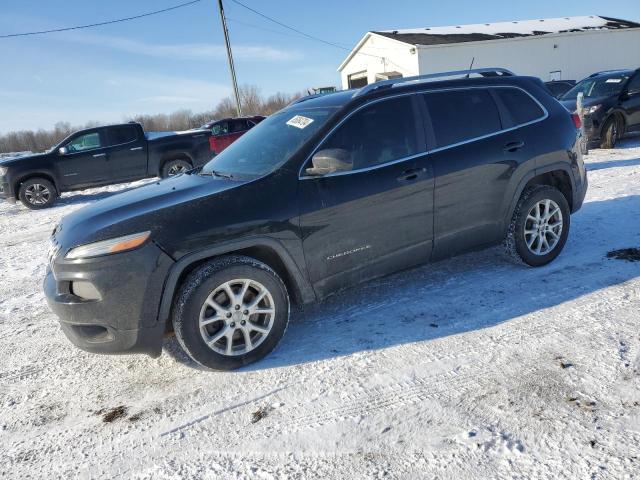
70, 281, 102, 301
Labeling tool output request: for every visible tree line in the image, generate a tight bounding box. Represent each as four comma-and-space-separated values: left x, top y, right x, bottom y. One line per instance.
0, 85, 302, 154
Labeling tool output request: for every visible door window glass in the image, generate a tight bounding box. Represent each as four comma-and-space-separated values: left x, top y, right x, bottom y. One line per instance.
108, 126, 138, 145
319, 96, 421, 170
66, 132, 101, 152
627, 75, 640, 94
424, 89, 502, 148
495, 88, 545, 126
229, 119, 249, 133
211, 122, 229, 135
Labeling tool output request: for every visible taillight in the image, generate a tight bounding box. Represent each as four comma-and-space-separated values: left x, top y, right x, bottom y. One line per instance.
572, 113, 582, 129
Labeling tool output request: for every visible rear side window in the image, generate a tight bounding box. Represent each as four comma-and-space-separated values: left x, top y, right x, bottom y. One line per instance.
495, 88, 545, 126
229, 119, 249, 133
319, 96, 421, 170
424, 89, 502, 148
108, 126, 138, 145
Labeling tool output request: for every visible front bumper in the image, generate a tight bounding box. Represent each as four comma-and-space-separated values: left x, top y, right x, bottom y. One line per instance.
44, 242, 174, 357
0, 178, 15, 201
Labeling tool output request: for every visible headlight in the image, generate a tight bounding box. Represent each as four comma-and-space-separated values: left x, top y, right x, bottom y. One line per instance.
0, 166, 7, 176
65, 231, 151, 259
584, 105, 601, 115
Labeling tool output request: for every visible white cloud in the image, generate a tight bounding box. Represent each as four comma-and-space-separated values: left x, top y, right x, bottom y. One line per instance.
62, 32, 302, 61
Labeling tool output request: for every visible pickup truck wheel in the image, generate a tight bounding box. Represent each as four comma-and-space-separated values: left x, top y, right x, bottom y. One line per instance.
505, 185, 570, 267
18, 178, 58, 209
162, 159, 191, 178
173, 255, 290, 370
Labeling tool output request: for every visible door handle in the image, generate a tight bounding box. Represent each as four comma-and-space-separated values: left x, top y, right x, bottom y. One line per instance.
93, 153, 106, 158
397, 168, 425, 182
503, 141, 525, 152
130, 146, 143, 151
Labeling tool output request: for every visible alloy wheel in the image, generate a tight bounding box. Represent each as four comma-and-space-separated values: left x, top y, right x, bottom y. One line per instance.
24, 184, 51, 205
168, 164, 188, 176
524, 199, 563, 256
199, 279, 275, 356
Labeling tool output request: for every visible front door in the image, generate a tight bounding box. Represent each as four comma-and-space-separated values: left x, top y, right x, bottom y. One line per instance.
622, 74, 640, 131
56, 130, 110, 188
298, 94, 434, 298
105, 125, 147, 182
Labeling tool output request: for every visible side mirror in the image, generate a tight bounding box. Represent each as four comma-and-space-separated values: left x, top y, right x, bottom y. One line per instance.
305, 149, 352, 176
58, 147, 68, 155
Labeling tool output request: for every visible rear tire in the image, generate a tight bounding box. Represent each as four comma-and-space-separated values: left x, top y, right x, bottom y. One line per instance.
161, 159, 191, 178
600, 116, 621, 149
18, 178, 58, 209
505, 185, 570, 267
172, 255, 290, 370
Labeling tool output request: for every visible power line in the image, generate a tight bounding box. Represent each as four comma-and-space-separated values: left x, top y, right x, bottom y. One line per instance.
228, 0, 383, 59
0, 0, 202, 39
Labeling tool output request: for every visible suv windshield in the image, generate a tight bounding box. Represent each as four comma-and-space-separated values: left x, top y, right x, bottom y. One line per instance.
561, 74, 631, 100
202, 107, 337, 178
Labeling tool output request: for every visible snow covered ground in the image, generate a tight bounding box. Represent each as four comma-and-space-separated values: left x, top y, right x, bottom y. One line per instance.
1, 139, 639, 479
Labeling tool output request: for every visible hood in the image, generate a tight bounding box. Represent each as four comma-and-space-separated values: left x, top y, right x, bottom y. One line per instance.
0, 152, 50, 167
55, 173, 242, 253
559, 96, 609, 114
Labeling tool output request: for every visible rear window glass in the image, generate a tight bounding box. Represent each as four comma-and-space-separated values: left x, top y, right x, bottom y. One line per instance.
495, 88, 544, 126
108, 126, 138, 145
424, 89, 502, 148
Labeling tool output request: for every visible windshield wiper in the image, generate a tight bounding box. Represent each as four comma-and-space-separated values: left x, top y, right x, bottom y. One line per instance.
200, 170, 233, 179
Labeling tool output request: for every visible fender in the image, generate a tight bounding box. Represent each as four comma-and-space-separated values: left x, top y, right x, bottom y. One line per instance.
501, 162, 577, 235
156, 236, 317, 324
13, 169, 60, 197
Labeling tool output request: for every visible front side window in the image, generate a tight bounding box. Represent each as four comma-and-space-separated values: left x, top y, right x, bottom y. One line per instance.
229, 119, 249, 133
66, 132, 101, 153
424, 89, 502, 148
318, 96, 421, 171
495, 88, 544, 126
108, 126, 138, 146
211, 122, 229, 136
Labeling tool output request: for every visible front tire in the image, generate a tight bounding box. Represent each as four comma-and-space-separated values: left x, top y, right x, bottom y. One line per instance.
600, 116, 621, 149
18, 178, 58, 209
173, 256, 290, 370
161, 159, 191, 178
505, 185, 570, 267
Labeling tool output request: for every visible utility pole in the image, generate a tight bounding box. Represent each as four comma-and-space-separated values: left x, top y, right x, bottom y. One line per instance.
217, 0, 242, 116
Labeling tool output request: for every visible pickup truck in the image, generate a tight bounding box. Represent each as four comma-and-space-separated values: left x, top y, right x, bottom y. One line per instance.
0, 122, 212, 209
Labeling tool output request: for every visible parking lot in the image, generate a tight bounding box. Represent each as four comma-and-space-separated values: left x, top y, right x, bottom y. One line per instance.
1, 138, 639, 479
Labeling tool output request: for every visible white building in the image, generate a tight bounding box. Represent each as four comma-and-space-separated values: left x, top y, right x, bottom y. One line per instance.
338, 16, 640, 89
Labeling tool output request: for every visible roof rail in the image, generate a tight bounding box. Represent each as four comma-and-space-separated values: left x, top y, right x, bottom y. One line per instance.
352, 67, 515, 98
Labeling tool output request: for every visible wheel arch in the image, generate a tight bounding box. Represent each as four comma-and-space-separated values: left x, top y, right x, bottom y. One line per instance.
601, 110, 626, 137
503, 164, 575, 234
157, 237, 316, 329
13, 172, 59, 199
158, 153, 194, 177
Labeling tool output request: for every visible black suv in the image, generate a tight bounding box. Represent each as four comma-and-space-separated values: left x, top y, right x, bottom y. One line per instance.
559, 69, 640, 148
44, 68, 587, 370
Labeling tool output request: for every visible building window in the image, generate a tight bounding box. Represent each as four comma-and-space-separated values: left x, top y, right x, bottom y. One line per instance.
348, 71, 368, 89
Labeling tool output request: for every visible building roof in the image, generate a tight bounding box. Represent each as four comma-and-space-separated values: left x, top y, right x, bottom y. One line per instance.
373, 15, 640, 47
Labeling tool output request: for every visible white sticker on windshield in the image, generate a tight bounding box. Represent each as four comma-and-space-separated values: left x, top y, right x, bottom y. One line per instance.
606, 78, 623, 83
286, 115, 314, 129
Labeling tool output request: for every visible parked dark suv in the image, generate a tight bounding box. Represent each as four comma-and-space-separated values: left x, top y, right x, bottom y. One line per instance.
559, 69, 640, 148
44, 68, 587, 370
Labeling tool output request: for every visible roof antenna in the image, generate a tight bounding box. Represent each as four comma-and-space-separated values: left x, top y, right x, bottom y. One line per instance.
466, 57, 475, 78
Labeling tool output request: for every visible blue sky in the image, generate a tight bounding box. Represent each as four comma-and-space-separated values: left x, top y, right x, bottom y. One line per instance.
1, 0, 638, 133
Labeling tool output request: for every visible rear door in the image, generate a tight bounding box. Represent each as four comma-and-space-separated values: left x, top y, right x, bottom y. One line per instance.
104, 125, 147, 182
298, 94, 434, 297
56, 129, 110, 188
423, 87, 544, 259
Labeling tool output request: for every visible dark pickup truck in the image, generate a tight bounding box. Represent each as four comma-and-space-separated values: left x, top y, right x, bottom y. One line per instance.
0, 122, 212, 209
